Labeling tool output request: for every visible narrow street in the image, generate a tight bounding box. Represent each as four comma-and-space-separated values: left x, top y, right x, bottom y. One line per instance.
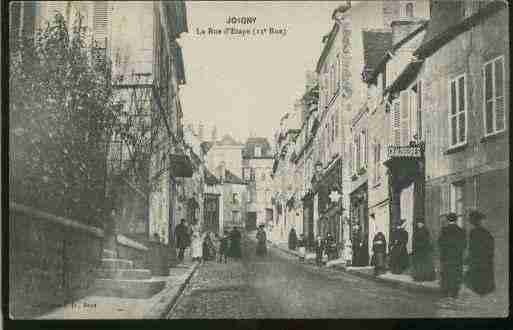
168, 234, 491, 319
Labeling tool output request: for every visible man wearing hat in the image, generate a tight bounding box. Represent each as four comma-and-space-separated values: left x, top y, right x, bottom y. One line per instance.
438, 212, 467, 298
465, 210, 495, 295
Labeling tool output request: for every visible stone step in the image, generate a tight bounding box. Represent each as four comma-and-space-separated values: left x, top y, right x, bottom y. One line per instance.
92, 278, 166, 299
96, 268, 152, 280
102, 249, 116, 259
101, 258, 133, 270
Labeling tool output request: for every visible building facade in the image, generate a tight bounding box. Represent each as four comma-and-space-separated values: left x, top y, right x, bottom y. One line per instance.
415, 0, 509, 290
242, 137, 274, 231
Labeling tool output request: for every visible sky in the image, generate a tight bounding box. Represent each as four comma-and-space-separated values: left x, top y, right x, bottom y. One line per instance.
179, 1, 345, 143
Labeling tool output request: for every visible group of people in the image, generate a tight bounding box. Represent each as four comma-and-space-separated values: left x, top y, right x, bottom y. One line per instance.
370, 210, 495, 298
175, 219, 243, 263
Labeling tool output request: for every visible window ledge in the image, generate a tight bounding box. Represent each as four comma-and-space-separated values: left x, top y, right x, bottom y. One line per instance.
443, 143, 467, 155
480, 130, 506, 143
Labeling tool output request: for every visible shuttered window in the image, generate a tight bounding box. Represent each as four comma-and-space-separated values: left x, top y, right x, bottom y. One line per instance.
483, 56, 505, 136
448, 74, 467, 147
392, 101, 401, 145
417, 81, 422, 139
93, 2, 109, 48
400, 90, 410, 145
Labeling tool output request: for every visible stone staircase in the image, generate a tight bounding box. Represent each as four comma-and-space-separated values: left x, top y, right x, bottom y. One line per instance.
92, 249, 166, 299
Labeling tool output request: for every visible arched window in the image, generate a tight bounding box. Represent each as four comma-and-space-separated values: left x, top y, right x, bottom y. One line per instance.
405, 3, 414, 17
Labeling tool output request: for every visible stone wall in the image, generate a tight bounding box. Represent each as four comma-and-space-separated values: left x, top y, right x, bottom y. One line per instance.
116, 234, 150, 269
9, 203, 104, 319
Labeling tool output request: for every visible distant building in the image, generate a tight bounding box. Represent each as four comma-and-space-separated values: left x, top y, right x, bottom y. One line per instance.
242, 137, 274, 231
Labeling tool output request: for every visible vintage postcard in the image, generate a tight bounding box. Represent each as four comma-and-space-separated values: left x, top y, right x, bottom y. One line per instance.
6, 0, 509, 320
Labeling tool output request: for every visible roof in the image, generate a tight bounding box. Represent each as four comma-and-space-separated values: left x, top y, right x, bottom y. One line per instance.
217, 134, 243, 146
362, 30, 393, 75
384, 60, 424, 95
242, 137, 273, 159
204, 169, 220, 185
316, 23, 340, 73
366, 21, 428, 83
415, 0, 506, 58
224, 169, 245, 185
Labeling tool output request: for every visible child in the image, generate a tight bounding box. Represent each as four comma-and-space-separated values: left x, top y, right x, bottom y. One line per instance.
219, 230, 230, 263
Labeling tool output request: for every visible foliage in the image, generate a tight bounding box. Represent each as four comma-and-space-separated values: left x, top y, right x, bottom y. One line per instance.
9, 13, 118, 226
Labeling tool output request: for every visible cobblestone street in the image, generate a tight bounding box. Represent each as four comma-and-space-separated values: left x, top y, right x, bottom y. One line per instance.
168, 235, 505, 319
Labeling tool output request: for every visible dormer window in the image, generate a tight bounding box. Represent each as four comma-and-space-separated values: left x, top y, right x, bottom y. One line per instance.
255, 146, 261, 157
401, 2, 414, 18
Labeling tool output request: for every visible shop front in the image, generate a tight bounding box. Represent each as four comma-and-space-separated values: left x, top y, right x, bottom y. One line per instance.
383, 142, 425, 253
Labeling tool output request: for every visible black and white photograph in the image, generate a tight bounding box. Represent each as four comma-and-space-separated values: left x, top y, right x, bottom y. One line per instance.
6, 0, 509, 321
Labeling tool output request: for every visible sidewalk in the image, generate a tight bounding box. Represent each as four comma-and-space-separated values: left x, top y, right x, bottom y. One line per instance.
270, 243, 508, 316
270, 241, 439, 294
38, 259, 200, 319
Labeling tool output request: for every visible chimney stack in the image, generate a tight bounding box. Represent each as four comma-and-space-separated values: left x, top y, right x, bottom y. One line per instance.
198, 122, 204, 141
211, 125, 218, 142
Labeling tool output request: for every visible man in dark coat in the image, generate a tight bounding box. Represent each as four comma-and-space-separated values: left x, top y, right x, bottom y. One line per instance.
465, 210, 495, 295
439, 212, 467, 298
288, 228, 298, 251
352, 224, 362, 266
256, 225, 267, 256
389, 219, 409, 274
412, 219, 436, 282
229, 226, 242, 259
175, 219, 190, 262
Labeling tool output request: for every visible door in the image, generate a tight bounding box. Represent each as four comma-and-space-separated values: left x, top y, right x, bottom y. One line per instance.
246, 212, 257, 231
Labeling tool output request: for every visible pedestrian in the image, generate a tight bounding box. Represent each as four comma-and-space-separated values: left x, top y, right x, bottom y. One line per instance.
465, 210, 495, 296
297, 234, 306, 262
389, 219, 409, 274
202, 232, 216, 261
438, 212, 467, 298
352, 224, 361, 266
315, 236, 325, 267
325, 233, 337, 261
288, 228, 298, 251
371, 232, 387, 276
229, 226, 242, 259
175, 219, 190, 263
191, 220, 203, 262
344, 239, 353, 266
412, 219, 436, 282
256, 225, 267, 256
219, 230, 230, 263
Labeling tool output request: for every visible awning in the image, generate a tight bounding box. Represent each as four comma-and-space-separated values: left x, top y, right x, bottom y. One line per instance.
170, 154, 193, 178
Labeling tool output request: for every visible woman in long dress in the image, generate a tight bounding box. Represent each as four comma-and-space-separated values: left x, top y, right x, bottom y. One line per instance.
412, 219, 435, 282
372, 232, 387, 276
389, 219, 409, 274
191, 224, 204, 262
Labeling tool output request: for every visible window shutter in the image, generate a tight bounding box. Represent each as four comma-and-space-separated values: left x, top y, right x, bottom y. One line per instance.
400, 90, 410, 145
93, 1, 109, 48
495, 57, 505, 131
392, 102, 400, 145
440, 184, 450, 216
45, 1, 67, 20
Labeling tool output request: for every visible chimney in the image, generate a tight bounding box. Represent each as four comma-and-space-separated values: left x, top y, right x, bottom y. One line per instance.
198, 122, 204, 140
211, 125, 217, 142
